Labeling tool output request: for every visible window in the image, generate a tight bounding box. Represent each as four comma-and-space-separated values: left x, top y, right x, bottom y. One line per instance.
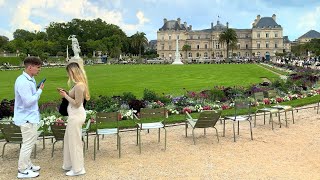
237, 43, 240, 49
246, 34, 249, 38
161, 53, 164, 58
204, 52, 208, 57
177, 35, 179, 39
257, 33, 260, 38
266, 33, 269, 38
274, 33, 278, 37
257, 42, 260, 49
161, 44, 164, 50
216, 52, 220, 57
266, 42, 269, 48
188, 52, 192, 58
198, 36, 201, 39
196, 52, 200, 57
189, 35, 193, 39
205, 44, 208, 49
245, 44, 248, 49
169, 35, 171, 40
216, 43, 220, 49
169, 45, 172, 50
275, 43, 278, 48
197, 45, 200, 49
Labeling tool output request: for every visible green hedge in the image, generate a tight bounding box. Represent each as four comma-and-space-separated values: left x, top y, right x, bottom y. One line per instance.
0, 57, 22, 66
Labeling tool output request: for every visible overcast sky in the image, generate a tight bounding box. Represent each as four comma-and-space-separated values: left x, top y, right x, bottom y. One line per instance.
0, 0, 319, 41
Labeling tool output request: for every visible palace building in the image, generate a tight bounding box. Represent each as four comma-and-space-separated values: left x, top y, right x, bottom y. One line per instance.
156, 14, 285, 61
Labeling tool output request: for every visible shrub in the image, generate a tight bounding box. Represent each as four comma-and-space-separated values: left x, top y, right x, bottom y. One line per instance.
143, 88, 158, 102
0, 99, 14, 118
122, 92, 137, 103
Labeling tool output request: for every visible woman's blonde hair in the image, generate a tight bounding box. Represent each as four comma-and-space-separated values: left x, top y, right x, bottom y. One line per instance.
66, 62, 90, 100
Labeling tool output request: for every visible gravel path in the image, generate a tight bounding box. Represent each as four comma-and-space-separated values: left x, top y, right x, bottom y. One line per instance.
1, 104, 320, 179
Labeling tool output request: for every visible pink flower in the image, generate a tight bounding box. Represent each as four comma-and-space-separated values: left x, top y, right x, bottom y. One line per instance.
221, 104, 229, 110
276, 97, 283, 103
203, 105, 211, 110
182, 107, 192, 114
263, 98, 270, 105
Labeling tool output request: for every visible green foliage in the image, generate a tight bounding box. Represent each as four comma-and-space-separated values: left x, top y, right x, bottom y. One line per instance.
143, 88, 158, 102
0, 56, 22, 66
208, 89, 226, 101
219, 28, 238, 58
122, 92, 137, 103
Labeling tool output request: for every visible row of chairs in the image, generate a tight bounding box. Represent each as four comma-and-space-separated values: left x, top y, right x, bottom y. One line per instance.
0, 91, 298, 160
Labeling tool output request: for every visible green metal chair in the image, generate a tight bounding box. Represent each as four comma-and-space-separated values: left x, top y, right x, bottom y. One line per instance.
50, 122, 67, 158
134, 108, 167, 154
93, 112, 121, 160
0, 121, 36, 158
185, 110, 221, 145
223, 96, 253, 142
82, 119, 91, 150
253, 91, 280, 130
267, 89, 294, 127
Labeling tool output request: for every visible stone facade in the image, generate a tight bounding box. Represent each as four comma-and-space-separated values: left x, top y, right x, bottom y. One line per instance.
157, 14, 284, 60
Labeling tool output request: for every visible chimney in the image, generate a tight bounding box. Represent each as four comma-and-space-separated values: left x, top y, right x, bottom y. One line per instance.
163, 18, 167, 24
226, 22, 229, 28
189, 25, 192, 30
177, 18, 181, 25
272, 14, 276, 21
257, 15, 261, 21
211, 22, 213, 29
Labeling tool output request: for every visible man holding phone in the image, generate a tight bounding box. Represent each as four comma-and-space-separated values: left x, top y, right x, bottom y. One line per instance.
13, 56, 45, 179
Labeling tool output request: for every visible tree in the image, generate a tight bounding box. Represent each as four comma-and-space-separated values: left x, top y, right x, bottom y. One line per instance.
0, 35, 9, 49
131, 32, 148, 57
182, 44, 191, 59
219, 28, 238, 60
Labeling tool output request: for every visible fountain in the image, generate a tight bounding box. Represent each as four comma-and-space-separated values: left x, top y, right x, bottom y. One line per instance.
172, 39, 183, 65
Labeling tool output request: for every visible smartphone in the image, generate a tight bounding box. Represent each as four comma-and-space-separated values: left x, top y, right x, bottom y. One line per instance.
37, 78, 46, 88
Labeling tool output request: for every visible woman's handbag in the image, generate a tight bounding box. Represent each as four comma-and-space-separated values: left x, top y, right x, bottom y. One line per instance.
58, 98, 88, 116
59, 98, 69, 116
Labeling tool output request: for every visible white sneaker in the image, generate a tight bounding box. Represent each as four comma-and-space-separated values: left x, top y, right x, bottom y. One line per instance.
66, 169, 86, 176
29, 165, 41, 172
62, 166, 71, 171
17, 169, 39, 179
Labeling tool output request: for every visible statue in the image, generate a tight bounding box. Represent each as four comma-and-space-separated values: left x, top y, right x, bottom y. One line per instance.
67, 35, 84, 69
68, 35, 81, 58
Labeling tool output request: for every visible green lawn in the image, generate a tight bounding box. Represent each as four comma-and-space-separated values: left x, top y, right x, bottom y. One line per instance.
0, 64, 279, 103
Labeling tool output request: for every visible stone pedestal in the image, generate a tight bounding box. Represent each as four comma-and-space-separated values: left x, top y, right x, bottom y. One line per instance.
68, 57, 84, 70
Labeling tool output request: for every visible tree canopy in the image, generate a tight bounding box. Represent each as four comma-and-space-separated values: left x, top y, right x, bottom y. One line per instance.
1, 18, 153, 59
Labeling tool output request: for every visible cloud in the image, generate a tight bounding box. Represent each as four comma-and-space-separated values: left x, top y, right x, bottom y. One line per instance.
136, 10, 149, 25
0, 28, 13, 39
297, 6, 320, 31
7, 0, 150, 38
0, 0, 4, 7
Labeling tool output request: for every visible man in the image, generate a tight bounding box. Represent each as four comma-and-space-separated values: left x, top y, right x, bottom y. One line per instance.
13, 56, 45, 179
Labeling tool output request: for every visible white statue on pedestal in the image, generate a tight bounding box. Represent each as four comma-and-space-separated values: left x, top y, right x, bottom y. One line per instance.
67, 35, 83, 68
172, 38, 183, 65
68, 35, 81, 58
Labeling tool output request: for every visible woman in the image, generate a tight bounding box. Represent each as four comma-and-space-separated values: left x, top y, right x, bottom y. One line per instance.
57, 62, 90, 176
